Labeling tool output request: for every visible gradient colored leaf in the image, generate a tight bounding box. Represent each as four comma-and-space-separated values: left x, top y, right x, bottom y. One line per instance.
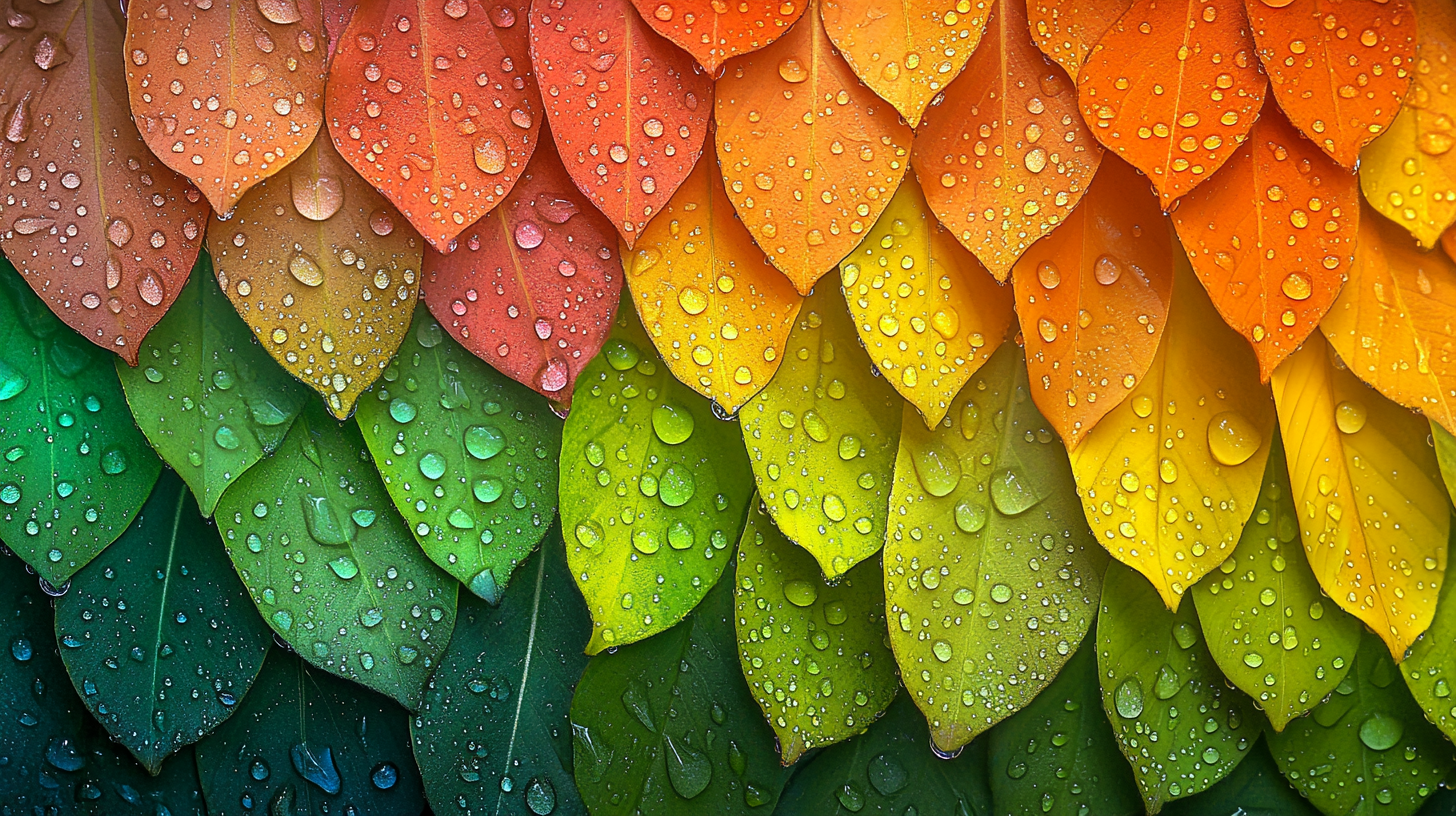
124, 0, 326, 215
424, 141, 621, 403
1027, 0, 1130, 80
209, 137, 421, 419
327, 0, 540, 251
628, 0, 807, 71
624, 154, 802, 413
716, 6, 913, 294
1270, 335, 1448, 661
1245, 0, 1416, 168
1069, 260, 1275, 609
1172, 100, 1358, 381
914, 0, 1103, 280
1012, 156, 1173, 449
1077, 0, 1266, 207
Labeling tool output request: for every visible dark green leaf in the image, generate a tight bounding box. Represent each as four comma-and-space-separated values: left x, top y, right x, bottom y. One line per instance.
1163, 738, 1318, 816
75, 727, 206, 816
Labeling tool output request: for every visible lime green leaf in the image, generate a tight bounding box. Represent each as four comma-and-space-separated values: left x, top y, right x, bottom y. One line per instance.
1431, 420, 1456, 507
116, 255, 308, 517
734, 500, 898, 764
215, 399, 457, 709
1402, 527, 1456, 743
561, 301, 754, 654
1162, 739, 1319, 816
886, 343, 1105, 752
356, 305, 561, 602
739, 286, 902, 580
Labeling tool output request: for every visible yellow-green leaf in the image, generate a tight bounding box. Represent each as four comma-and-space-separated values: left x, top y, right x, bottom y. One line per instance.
1403, 524, 1456, 743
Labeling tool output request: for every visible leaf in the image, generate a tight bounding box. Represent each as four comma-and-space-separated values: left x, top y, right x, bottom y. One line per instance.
123, 0, 326, 215
1435, 420, 1456, 507
208, 136, 422, 420
627, 0, 807, 72
569, 575, 792, 815
0, 0, 208, 364
74, 734, 207, 816
561, 301, 754, 653
738, 285, 902, 579
215, 399, 458, 709
326, 0, 541, 252
423, 140, 622, 403
1403, 523, 1456, 743
1269, 335, 1448, 661
840, 174, 1014, 426
1244, 0, 1416, 168
1027, 0, 1131, 80
1077, 0, 1267, 207
624, 152, 803, 414
412, 529, 591, 816
1190, 436, 1362, 731
885, 342, 1106, 752
715, 5, 913, 294
733, 500, 898, 764
1068, 258, 1275, 609
0, 261, 162, 586
1012, 155, 1173, 448
116, 256, 309, 516
195, 648, 424, 815
1171, 99, 1359, 381
1097, 562, 1259, 813
1160, 738, 1320, 816
913, 0, 1103, 280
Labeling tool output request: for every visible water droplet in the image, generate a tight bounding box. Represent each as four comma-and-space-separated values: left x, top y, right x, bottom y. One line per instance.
651, 403, 695, 445
783, 579, 818, 607
1207, 411, 1261, 466
1113, 678, 1144, 718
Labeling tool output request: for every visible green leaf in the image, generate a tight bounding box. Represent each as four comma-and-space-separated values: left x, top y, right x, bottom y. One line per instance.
1192, 437, 1361, 731
885, 343, 1105, 752
739, 286, 902, 580
1405, 528, 1456, 742
75, 731, 207, 816
1268, 633, 1452, 816
1098, 562, 1259, 813
53, 469, 271, 773
195, 648, 423, 814
116, 254, 308, 517
412, 527, 591, 815
988, 638, 1141, 816
1162, 737, 1317, 816
215, 399, 458, 709
0, 260, 162, 585
356, 304, 561, 603
561, 301, 754, 654
570, 572, 792, 815
1431, 420, 1456, 507
734, 499, 898, 764
772, 693, 994, 816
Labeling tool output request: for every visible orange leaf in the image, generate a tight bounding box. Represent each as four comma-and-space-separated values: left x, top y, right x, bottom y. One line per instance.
627, 0, 807, 72
1445, 227, 1456, 266
716, 6, 912, 294
327, 0, 541, 252
529, 0, 712, 247
914, 0, 1103, 280
1027, 0, 1131, 80
1012, 156, 1173, 448
124, 0, 327, 215
1171, 99, 1357, 381
1077, 0, 1266, 207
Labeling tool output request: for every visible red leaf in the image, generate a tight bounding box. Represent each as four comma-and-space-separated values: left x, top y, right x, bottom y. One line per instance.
628, 0, 806, 72
323, 0, 358, 64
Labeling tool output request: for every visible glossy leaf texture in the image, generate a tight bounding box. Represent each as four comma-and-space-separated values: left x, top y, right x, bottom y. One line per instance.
561, 302, 753, 653
1245, 0, 1416, 168
356, 304, 561, 602
70, 729, 208, 815
209, 137, 421, 419
1270, 335, 1448, 661
734, 501, 897, 764
1012, 156, 1173, 448
738, 286, 902, 579
1190, 438, 1362, 731
0, 262, 162, 586
1160, 739, 1320, 816
1097, 562, 1258, 812
0, 0, 207, 364
412, 531, 591, 816
216, 399, 458, 710
627, 0, 806, 71
914, 0, 1102, 279
1404, 525, 1456, 743
1069, 260, 1275, 608
53, 471, 270, 773
116, 257, 309, 517
326, 0, 540, 251
625, 155, 802, 413
1077, 0, 1266, 207
1171, 99, 1358, 381
886, 343, 1106, 753
569, 575, 792, 815
715, 5, 913, 294
123, 0, 326, 215
423, 140, 621, 403
841, 175, 1013, 426
1026, 0, 1130, 80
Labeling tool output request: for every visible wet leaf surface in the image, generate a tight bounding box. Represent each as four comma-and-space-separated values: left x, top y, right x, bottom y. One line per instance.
1027, 0, 1130, 80
627, 0, 806, 71
1161, 738, 1319, 816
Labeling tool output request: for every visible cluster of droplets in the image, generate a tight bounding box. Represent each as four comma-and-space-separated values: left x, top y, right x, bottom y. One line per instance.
641, 0, 802, 71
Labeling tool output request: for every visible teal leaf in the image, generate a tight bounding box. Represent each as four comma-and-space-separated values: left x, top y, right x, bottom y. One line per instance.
1163, 738, 1318, 816
74, 727, 206, 815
